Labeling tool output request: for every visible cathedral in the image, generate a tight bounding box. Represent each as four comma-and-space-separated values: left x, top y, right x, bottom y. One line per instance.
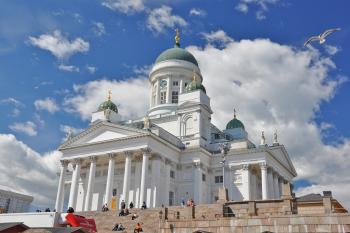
54, 31, 297, 212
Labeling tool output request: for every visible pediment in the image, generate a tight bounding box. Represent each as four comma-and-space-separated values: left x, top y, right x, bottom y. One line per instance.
59, 121, 146, 149
270, 146, 297, 176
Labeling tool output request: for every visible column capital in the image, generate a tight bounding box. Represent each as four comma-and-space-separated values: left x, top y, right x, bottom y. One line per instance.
242, 164, 250, 170
259, 162, 267, 170
107, 153, 117, 159
72, 158, 83, 165
88, 156, 97, 162
141, 147, 151, 155
124, 151, 132, 157
60, 160, 69, 166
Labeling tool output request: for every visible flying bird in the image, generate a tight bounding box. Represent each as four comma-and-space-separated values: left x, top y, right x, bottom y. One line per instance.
304, 28, 341, 47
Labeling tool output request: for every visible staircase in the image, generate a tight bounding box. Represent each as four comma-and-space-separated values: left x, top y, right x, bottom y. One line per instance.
80, 208, 162, 233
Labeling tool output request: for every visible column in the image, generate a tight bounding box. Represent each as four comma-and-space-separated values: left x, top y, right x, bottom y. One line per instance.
267, 168, 274, 199
139, 148, 150, 208
151, 155, 162, 207
155, 79, 160, 105
68, 159, 81, 209
193, 160, 202, 204
273, 172, 279, 199
166, 77, 172, 103
122, 151, 132, 205
84, 156, 97, 211
179, 79, 184, 94
163, 160, 171, 206
241, 164, 250, 201
55, 160, 68, 212
105, 153, 116, 207
279, 177, 284, 198
260, 162, 268, 200
134, 160, 142, 208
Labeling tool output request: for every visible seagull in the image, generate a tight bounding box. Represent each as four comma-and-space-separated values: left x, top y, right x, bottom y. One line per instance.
304, 28, 341, 47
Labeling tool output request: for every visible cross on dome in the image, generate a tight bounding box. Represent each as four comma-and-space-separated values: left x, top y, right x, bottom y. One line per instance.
175, 28, 180, 47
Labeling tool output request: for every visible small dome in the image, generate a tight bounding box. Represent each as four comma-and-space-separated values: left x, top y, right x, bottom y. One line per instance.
98, 100, 118, 113
155, 46, 198, 66
226, 111, 245, 130
185, 80, 206, 93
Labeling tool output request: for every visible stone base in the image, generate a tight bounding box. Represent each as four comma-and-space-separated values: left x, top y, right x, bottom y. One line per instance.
217, 187, 228, 203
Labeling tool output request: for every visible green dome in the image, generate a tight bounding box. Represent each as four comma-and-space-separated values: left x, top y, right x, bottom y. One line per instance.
98, 100, 118, 113
226, 117, 245, 130
155, 46, 198, 66
185, 80, 206, 93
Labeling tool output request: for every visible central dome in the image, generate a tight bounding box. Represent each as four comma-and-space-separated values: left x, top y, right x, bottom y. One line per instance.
155, 46, 198, 66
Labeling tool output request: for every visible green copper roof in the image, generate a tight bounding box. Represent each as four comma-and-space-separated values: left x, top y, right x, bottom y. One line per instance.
98, 100, 118, 113
155, 46, 198, 66
185, 80, 206, 93
226, 117, 245, 130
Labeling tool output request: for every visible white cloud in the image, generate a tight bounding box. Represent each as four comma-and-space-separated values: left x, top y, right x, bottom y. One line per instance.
102, 0, 145, 14
28, 30, 89, 60
201, 30, 234, 48
0, 97, 23, 116
324, 45, 340, 56
189, 8, 207, 17
0, 97, 22, 107
186, 35, 350, 208
63, 78, 149, 121
235, 0, 279, 20
9, 121, 37, 136
133, 65, 151, 76
86, 65, 97, 74
147, 6, 188, 33
34, 97, 60, 114
235, 3, 249, 13
0, 134, 61, 207
92, 22, 106, 37
58, 64, 80, 72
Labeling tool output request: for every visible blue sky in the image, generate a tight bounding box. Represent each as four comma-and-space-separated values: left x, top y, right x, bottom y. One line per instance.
0, 0, 350, 208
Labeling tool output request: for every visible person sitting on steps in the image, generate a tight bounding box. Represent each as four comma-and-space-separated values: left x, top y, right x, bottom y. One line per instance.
141, 201, 147, 209
131, 213, 138, 220
129, 201, 134, 209
134, 223, 143, 233
112, 223, 125, 231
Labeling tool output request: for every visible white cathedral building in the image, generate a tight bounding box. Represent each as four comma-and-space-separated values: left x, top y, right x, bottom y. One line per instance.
54, 33, 297, 212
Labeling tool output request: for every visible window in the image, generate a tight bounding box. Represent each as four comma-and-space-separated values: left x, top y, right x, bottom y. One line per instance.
185, 117, 193, 136
214, 133, 220, 139
202, 173, 206, 182
160, 91, 166, 104
172, 91, 178, 104
173, 81, 179, 86
169, 191, 174, 206
215, 175, 223, 183
112, 189, 117, 196
170, 170, 175, 179
184, 82, 188, 87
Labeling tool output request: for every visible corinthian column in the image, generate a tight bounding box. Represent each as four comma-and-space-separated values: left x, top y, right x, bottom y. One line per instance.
68, 159, 82, 209
122, 151, 132, 205
105, 153, 116, 207
55, 160, 68, 212
139, 148, 150, 208
84, 156, 97, 211
241, 164, 250, 201
260, 162, 268, 200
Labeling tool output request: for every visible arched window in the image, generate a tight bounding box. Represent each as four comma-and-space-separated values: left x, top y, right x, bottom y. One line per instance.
185, 117, 194, 136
